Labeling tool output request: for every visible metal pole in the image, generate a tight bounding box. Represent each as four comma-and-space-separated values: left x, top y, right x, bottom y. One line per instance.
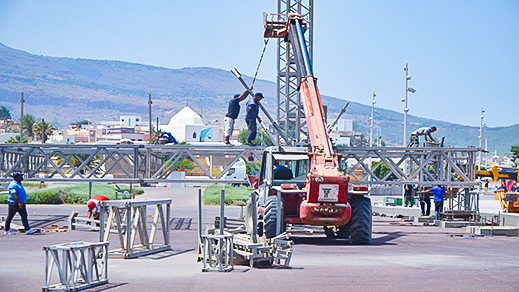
148, 94, 152, 143
20, 92, 24, 141
89, 181, 92, 199
478, 108, 484, 171
276, 190, 281, 235
369, 91, 375, 147
220, 189, 225, 235
198, 189, 202, 240
251, 192, 257, 243
403, 63, 409, 146
42, 118, 46, 143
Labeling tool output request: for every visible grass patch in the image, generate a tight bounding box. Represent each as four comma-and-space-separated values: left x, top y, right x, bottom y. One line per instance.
203, 184, 254, 206
0, 184, 144, 205
21, 182, 48, 188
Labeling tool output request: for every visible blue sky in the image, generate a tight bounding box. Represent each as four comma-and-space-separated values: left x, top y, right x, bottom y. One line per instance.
1, 0, 518, 127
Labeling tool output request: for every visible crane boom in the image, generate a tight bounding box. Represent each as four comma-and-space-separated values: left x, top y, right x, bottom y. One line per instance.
265, 13, 349, 203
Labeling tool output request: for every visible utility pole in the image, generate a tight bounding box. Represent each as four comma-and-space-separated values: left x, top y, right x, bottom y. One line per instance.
148, 94, 152, 143
403, 63, 410, 146
478, 108, 485, 170
369, 91, 376, 147
402, 62, 416, 146
20, 92, 24, 142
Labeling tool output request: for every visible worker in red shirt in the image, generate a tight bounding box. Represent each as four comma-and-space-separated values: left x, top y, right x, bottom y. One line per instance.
86, 195, 110, 222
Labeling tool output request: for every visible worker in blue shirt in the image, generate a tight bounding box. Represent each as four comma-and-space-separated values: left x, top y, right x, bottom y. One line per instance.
4, 172, 37, 235
428, 185, 445, 220
245, 92, 264, 146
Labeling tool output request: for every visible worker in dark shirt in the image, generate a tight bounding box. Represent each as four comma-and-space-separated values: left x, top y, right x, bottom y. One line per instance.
224, 88, 251, 145
404, 184, 415, 207
245, 92, 264, 146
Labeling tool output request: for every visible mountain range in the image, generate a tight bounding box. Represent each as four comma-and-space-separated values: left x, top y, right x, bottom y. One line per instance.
0, 42, 517, 155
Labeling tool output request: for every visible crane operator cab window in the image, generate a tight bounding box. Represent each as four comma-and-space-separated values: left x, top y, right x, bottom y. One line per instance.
272, 154, 308, 188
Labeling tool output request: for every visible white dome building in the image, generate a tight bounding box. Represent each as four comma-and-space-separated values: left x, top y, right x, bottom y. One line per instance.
159, 106, 221, 143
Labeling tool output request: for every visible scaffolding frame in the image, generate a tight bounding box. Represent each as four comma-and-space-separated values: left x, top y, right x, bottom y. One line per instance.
275, 0, 313, 145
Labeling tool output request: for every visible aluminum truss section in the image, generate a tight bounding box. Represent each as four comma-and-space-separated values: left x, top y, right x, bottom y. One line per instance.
275, 0, 313, 145
43, 241, 109, 291
0, 144, 266, 184
335, 146, 479, 187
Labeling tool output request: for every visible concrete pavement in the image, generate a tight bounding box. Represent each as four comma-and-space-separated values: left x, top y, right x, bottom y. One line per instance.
1, 187, 518, 291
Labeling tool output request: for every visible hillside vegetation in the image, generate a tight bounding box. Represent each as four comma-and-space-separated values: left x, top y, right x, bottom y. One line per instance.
0, 42, 517, 154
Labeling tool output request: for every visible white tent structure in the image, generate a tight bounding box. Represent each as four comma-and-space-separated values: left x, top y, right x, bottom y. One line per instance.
159, 106, 221, 143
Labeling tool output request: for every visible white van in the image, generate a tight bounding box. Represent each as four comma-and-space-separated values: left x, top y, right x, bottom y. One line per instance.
223, 160, 247, 186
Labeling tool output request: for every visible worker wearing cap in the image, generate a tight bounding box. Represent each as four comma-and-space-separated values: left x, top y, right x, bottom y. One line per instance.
224, 87, 251, 145
408, 126, 437, 147
86, 195, 110, 222
4, 172, 37, 235
245, 92, 263, 146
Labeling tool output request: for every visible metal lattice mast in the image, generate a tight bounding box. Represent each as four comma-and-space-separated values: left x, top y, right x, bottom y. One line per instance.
276, 0, 313, 145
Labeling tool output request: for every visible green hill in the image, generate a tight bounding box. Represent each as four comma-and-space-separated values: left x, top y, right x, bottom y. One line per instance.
0, 42, 517, 154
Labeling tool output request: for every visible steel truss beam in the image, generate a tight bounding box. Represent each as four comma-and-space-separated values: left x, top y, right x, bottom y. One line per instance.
336, 146, 479, 187
0, 144, 265, 184
0, 145, 479, 188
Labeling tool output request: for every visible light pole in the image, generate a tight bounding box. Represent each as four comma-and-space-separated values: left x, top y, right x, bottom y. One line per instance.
478, 108, 486, 170
369, 90, 379, 147
402, 62, 416, 146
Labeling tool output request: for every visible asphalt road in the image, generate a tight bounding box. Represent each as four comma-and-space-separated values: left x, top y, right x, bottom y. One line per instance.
1, 187, 518, 292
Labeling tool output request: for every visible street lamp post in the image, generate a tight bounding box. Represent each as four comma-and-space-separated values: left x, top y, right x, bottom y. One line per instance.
402, 62, 416, 146
369, 90, 379, 147
478, 108, 486, 170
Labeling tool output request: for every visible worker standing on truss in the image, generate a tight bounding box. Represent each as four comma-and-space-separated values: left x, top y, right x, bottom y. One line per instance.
223, 87, 251, 145
244, 92, 264, 146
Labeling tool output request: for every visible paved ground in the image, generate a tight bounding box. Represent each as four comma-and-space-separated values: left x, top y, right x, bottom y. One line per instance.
1, 187, 519, 291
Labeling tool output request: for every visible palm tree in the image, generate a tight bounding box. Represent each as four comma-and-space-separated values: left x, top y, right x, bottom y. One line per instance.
33, 120, 56, 141
7, 135, 28, 144
22, 114, 36, 139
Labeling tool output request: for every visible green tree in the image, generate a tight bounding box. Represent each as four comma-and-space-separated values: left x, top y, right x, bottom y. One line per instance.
371, 161, 397, 181
237, 129, 273, 146
69, 120, 90, 127
511, 145, 519, 167
22, 114, 37, 139
7, 135, 28, 144
33, 120, 56, 140
174, 158, 196, 171
52, 154, 101, 174
0, 106, 11, 120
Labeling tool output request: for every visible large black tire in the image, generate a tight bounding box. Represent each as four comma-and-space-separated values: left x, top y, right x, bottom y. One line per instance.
348, 196, 372, 244
263, 195, 284, 239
